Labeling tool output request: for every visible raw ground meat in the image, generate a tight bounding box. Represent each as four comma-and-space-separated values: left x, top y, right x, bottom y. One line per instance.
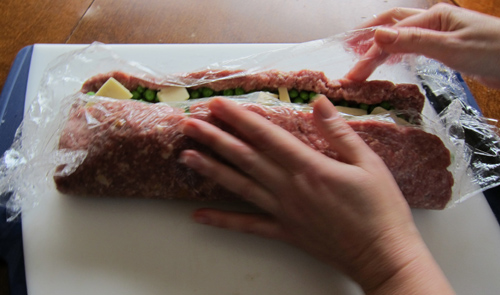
55, 98, 453, 210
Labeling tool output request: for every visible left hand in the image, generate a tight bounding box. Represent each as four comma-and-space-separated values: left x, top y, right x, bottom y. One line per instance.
178, 96, 433, 292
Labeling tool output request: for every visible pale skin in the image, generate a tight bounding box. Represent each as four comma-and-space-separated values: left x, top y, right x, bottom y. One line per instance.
173, 3, 500, 294
179, 96, 454, 294
346, 3, 500, 89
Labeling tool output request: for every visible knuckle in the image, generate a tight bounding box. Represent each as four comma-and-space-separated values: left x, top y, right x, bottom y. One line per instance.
326, 120, 356, 141
429, 3, 456, 28
392, 7, 404, 19
244, 123, 278, 153
407, 27, 424, 44
432, 2, 453, 12
234, 145, 259, 174
388, 7, 410, 22
237, 178, 260, 201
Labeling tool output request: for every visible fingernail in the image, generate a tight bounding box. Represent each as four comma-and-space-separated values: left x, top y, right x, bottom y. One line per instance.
208, 97, 225, 115
178, 153, 188, 164
178, 151, 201, 169
181, 119, 200, 138
376, 27, 399, 44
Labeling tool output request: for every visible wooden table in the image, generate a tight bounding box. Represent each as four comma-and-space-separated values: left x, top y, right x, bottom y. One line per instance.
0, 0, 499, 294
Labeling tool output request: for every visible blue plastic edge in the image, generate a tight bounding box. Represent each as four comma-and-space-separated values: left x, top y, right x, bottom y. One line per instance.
0, 45, 32, 295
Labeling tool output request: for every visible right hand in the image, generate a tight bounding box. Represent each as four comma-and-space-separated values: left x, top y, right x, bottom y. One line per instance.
346, 3, 500, 88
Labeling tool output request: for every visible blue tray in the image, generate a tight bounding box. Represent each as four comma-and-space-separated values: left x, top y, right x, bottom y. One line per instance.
0, 46, 498, 295
0, 45, 32, 295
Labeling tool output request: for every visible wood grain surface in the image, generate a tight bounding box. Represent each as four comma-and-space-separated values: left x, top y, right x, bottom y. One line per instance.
0, 0, 93, 92
0, 0, 499, 294
66, 0, 428, 44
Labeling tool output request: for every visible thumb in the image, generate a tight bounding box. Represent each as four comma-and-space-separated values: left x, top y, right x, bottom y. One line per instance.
374, 27, 450, 59
313, 96, 374, 165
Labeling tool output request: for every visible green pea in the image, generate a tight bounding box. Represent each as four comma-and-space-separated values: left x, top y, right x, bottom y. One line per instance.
190, 89, 201, 99
299, 91, 309, 100
131, 90, 141, 100
308, 92, 317, 100
136, 86, 146, 93
293, 98, 304, 104
380, 101, 392, 110
289, 89, 299, 98
86, 91, 95, 96
223, 89, 235, 96
359, 103, 369, 111
202, 88, 214, 97
338, 101, 349, 107
235, 87, 245, 95
144, 89, 156, 101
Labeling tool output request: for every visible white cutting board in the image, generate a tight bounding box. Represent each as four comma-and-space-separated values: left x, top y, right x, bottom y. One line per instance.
21, 44, 500, 295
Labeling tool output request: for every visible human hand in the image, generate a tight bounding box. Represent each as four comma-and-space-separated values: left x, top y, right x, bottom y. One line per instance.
179, 96, 453, 294
346, 3, 500, 89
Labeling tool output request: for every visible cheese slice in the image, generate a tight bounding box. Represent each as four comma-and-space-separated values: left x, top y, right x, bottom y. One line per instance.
370, 106, 390, 115
370, 106, 411, 126
278, 87, 291, 103
256, 92, 280, 105
95, 77, 133, 100
391, 114, 411, 126
334, 106, 367, 116
157, 86, 190, 102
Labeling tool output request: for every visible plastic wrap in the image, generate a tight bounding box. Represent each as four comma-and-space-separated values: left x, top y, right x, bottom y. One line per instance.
1, 28, 499, 220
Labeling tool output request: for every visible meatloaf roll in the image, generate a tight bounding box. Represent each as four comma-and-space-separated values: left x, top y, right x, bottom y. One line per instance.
54, 97, 453, 210
81, 70, 425, 117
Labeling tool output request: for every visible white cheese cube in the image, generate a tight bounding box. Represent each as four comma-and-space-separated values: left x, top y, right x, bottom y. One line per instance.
157, 86, 190, 102
95, 77, 133, 100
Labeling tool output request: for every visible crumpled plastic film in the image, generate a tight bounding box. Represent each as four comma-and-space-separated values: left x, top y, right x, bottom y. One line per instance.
416, 57, 500, 203
1, 27, 499, 220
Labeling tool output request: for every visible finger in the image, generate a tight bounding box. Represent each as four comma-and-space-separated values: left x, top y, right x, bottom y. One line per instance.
345, 44, 390, 81
357, 7, 425, 28
182, 117, 288, 194
207, 97, 319, 174
390, 3, 457, 32
313, 96, 375, 166
179, 150, 279, 212
372, 4, 460, 56
374, 27, 454, 59
192, 208, 288, 240
345, 7, 423, 58
346, 4, 454, 81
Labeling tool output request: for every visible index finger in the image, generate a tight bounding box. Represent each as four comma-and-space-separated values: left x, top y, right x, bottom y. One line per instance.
207, 97, 325, 174
357, 7, 425, 29
345, 44, 390, 81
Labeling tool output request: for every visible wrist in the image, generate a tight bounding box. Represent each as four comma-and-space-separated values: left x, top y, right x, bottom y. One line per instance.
347, 223, 454, 295
363, 249, 455, 295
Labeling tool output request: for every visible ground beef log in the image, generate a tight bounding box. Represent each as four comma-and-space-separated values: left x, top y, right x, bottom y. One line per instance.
81, 70, 425, 114
54, 98, 453, 210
